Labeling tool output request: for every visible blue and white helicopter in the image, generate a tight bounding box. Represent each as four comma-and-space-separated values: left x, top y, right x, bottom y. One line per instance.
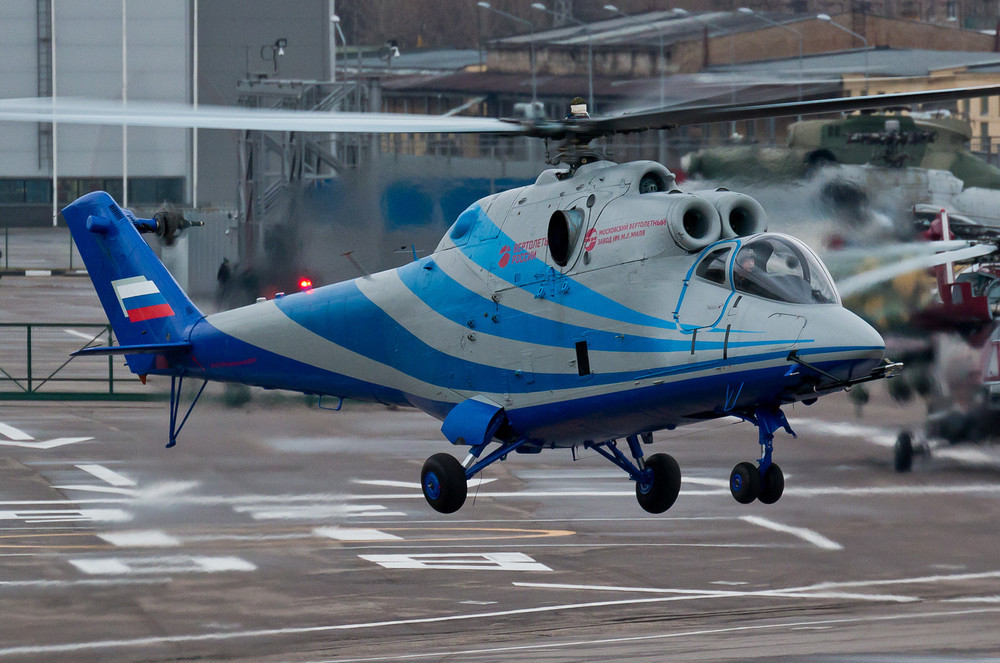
5, 86, 996, 514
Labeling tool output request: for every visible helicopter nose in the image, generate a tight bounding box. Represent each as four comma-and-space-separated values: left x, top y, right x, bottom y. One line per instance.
801, 307, 885, 380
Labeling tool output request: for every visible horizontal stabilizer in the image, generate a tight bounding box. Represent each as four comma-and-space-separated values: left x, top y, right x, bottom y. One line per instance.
73, 342, 192, 357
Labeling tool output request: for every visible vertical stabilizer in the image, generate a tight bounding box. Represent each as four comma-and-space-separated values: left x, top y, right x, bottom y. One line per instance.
62, 191, 202, 373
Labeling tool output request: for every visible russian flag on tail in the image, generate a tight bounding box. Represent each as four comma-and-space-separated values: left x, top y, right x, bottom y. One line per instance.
112, 276, 175, 322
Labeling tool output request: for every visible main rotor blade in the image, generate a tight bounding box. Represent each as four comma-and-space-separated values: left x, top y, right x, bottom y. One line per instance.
837, 243, 997, 299
582, 84, 1000, 135
0, 97, 525, 134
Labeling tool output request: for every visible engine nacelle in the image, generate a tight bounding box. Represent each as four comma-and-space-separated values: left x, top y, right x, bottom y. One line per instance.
662, 192, 722, 252
692, 189, 767, 239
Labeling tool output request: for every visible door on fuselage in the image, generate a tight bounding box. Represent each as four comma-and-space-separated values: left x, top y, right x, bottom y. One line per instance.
675, 242, 738, 330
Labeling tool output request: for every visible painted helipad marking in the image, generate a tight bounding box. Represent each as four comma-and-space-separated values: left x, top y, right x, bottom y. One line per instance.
359, 552, 551, 572
70, 555, 256, 575
0, 509, 131, 524
0, 422, 92, 449
739, 515, 843, 551
314, 528, 402, 542
97, 531, 181, 547
76, 464, 135, 487
0, 423, 33, 441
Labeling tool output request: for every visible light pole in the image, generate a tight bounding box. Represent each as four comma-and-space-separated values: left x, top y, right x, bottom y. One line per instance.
738, 8, 803, 103
476, 2, 537, 105
531, 2, 593, 113
675, 9, 738, 137
817, 13, 869, 95
604, 4, 666, 107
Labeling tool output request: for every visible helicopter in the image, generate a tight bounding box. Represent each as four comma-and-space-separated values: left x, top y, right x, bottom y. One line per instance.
4, 85, 999, 515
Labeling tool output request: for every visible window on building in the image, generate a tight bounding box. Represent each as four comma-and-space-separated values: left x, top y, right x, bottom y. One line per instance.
982, 96, 990, 116
0, 179, 52, 204
0, 180, 26, 204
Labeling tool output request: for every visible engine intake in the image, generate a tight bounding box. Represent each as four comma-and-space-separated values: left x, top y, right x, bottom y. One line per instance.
692, 189, 767, 239
663, 193, 722, 252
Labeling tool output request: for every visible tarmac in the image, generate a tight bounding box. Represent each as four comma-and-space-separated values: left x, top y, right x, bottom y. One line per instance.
0, 231, 999, 662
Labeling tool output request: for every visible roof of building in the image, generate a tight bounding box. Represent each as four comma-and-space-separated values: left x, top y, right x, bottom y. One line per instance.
344, 48, 482, 76
711, 48, 1000, 78
495, 10, 812, 49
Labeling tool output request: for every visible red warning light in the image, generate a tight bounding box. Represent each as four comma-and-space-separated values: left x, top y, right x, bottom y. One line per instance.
298, 277, 313, 291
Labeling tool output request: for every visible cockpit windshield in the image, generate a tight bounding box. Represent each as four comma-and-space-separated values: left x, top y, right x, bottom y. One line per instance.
732, 235, 840, 305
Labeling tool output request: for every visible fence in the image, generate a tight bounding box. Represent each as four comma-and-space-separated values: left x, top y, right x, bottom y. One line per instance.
0, 322, 164, 400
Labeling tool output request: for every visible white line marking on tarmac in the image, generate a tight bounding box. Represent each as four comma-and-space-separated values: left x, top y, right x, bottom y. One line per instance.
298, 608, 1000, 663
511, 581, 916, 603
314, 528, 402, 542
2, 603, 993, 659
789, 419, 896, 447
945, 596, 1000, 603
0, 509, 131, 524
0, 437, 93, 450
739, 515, 843, 551
233, 504, 406, 520
70, 555, 256, 575
353, 478, 495, 489
0, 579, 168, 589
97, 531, 181, 547
75, 464, 136, 487
360, 552, 552, 572
53, 485, 139, 496
0, 423, 34, 441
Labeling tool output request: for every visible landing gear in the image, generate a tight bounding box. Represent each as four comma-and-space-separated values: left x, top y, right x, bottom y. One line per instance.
729, 461, 760, 504
421, 453, 468, 514
635, 453, 682, 514
730, 405, 795, 505
589, 434, 682, 514
757, 463, 784, 504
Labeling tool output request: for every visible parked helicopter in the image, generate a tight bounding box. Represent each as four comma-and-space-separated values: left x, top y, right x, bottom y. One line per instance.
4, 86, 999, 514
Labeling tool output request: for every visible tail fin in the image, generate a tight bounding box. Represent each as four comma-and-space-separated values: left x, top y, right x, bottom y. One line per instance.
62, 191, 202, 373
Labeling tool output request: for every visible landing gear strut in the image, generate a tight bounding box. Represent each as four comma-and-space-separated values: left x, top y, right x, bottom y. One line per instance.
420, 438, 532, 514
589, 434, 682, 514
730, 405, 793, 505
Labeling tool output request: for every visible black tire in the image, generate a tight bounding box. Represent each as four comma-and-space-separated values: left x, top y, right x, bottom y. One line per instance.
421, 453, 468, 514
730, 461, 760, 504
894, 431, 913, 473
635, 453, 682, 514
757, 463, 784, 504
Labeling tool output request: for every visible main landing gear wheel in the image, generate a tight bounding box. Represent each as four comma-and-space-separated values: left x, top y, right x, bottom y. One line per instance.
635, 453, 682, 514
730, 462, 760, 504
757, 463, 784, 504
421, 453, 468, 514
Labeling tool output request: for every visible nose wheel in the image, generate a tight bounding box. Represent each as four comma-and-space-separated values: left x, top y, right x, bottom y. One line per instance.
730, 405, 793, 506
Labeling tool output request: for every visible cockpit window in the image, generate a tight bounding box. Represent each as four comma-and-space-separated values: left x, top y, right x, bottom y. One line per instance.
733, 235, 839, 305
695, 247, 731, 285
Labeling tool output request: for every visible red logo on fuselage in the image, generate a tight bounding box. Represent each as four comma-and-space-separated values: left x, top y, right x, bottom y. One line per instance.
583, 228, 597, 252
498, 245, 511, 268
